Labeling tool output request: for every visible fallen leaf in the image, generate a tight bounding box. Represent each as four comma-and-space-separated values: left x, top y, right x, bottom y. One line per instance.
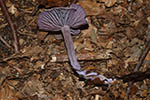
129, 85, 139, 97
52, 95, 64, 100
22, 46, 44, 57
78, 0, 103, 16
104, 0, 116, 7
38, 0, 72, 8
0, 84, 19, 100
37, 31, 48, 41
99, 0, 116, 7
86, 77, 105, 85
125, 27, 137, 39
81, 18, 97, 37
74, 41, 84, 52
83, 39, 94, 51
90, 29, 97, 44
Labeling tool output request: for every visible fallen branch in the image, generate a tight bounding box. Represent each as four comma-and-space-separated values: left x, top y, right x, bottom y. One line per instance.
0, 51, 111, 63
50, 52, 111, 62
0, 0, 19, 53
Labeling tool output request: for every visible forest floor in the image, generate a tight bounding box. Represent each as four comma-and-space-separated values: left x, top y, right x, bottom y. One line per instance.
0, 0, 150, 100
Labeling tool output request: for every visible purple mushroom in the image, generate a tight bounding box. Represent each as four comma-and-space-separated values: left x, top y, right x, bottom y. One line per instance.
37, 4, 115, 85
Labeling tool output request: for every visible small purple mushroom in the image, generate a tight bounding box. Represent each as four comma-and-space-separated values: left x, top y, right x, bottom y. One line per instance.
38, 4, 86, 71
37, 4, 115, 85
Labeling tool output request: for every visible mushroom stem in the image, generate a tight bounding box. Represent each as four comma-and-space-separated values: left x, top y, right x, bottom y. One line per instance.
37, 4, 116, 85
61, 25, 81, 71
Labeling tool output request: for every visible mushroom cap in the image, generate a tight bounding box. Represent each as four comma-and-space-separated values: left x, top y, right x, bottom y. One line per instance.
37, 4, 88, 35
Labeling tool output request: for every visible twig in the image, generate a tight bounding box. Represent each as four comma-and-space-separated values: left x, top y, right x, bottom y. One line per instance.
0, 35, 12, 48
0, 53, 29, 63
134, 40, 150, 72
0, 52, 110, 63
0, 0, 19, 53
17, 31, 37, 38
31, 4, 39, 16
126, 39, 150, 98
50, 52, 111, 62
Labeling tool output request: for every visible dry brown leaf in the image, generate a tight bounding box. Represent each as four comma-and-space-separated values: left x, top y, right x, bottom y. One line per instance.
90, 29, 97, 44
81, 18, 97, 37
145, 52, 150, 61
125, 27, 137, 39
99, 0, 116, 7
141, 90, 148, 97
133, 20, 140, 27
104, 0, 116, 7
52, 95, 64, 100
22, 46, 44, 57
129, 85, 139, 97
86, 77, 105, 85
78, 0, 103, 16
0, 85, 19, 100
22, 77, 45, 97
74, 41, 84, 52
83, 65, 96, 70
120, 90, 126, 99
83, 39, 94, 51
35, 61, 45, 69
37, 31, 48, 41
38, 0, 70, 8
110, 5, 126, 15
136, 10, 144, 18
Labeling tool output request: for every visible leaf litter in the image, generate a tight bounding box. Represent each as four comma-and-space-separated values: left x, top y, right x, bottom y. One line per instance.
0, 0, 150, 99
